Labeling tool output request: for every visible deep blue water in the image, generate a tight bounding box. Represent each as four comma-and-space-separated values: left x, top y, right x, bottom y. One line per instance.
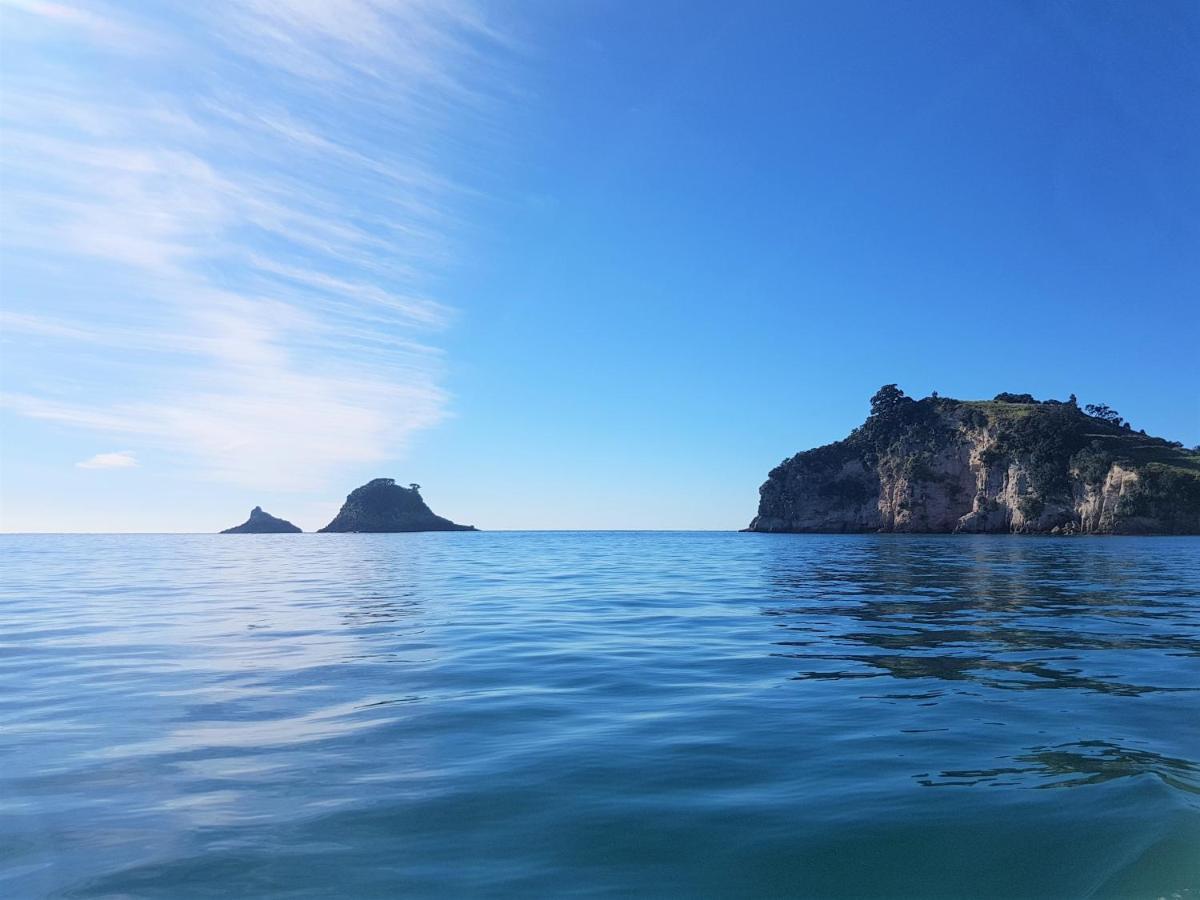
1, 532, 1198, 898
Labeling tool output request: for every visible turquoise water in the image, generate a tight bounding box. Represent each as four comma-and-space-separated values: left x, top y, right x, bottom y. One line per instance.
2, 533, 1198, 898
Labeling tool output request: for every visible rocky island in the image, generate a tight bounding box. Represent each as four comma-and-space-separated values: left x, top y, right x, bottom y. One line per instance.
318, 478, 476, 533
747, 386, 1200, 535
220, 506, 302, 534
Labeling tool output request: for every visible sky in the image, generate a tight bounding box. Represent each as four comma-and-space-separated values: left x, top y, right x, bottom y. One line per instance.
1, 0, 1198, 532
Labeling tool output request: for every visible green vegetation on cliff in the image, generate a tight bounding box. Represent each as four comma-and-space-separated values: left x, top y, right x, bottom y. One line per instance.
751, 386, 1200, 534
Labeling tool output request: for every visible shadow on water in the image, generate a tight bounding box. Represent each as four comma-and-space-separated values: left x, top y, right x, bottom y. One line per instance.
917, 739, 1200, 791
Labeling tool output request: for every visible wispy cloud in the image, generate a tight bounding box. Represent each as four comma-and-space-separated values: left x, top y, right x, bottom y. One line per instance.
0, 0, 507, 490
76, 451, 139, 470
1, 0, 166, 52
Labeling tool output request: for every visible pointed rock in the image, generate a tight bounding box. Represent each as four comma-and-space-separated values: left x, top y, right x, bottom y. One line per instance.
318, 479, 476, 533
220, 506, 302, 534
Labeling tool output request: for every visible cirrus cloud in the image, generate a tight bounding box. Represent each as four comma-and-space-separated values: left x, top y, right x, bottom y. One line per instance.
0, 0, 510, 491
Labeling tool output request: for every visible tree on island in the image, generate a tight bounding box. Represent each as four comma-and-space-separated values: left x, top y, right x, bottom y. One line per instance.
870, 384, 909, 419
409, 483, 421, 492
1085, 403, 1123, 426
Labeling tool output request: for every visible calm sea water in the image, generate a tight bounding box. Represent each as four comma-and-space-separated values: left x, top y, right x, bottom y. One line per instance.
1, 533, 1198, 899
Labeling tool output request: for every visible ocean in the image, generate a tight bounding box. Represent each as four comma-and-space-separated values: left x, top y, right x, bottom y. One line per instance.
2, 532, 1197, 898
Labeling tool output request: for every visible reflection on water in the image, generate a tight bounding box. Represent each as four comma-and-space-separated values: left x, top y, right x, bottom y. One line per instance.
1, 532, 1198, 898
762, 536, 1200, 698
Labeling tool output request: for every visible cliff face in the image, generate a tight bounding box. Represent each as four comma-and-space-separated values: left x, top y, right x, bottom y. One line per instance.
748, 389, 1200, 535
220, 506, 302, 534
318, 479, 476, 533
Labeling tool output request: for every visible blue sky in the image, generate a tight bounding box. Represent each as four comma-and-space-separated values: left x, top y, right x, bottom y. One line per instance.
2, 0, 1198, 531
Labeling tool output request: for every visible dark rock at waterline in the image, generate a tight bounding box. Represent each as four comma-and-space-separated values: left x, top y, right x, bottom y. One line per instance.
318, 479, 476, 533
220, 506, 302, 534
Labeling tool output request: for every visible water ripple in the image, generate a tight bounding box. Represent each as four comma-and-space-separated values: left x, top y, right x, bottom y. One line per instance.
1, 532, 1198, 898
